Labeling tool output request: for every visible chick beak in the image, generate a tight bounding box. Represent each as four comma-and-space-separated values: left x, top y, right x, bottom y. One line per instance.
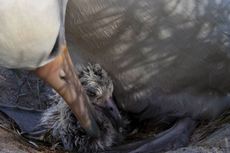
103, 97, 123, 129
35, 47, 100, 138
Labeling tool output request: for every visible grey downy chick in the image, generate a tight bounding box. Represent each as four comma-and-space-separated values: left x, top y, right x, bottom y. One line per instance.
29, 64, 124, 152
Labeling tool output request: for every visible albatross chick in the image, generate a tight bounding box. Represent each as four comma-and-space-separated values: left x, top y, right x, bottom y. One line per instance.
29, 64, 124, 152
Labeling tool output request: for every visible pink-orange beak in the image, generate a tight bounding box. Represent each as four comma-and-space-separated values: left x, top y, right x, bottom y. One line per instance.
35, 47, 100, 137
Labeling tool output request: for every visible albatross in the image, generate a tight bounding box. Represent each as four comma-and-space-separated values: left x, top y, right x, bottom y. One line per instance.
1, 0, 230, 152
0, 0, 99, 136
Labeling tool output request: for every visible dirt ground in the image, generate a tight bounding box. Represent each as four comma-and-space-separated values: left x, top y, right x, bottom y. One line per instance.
0, 67, 64, 153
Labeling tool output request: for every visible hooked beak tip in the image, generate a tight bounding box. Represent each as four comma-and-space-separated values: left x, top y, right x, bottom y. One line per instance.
84, 117, 101, 138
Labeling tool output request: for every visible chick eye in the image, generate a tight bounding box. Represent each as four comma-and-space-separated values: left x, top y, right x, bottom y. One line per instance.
86, 89, 97, 97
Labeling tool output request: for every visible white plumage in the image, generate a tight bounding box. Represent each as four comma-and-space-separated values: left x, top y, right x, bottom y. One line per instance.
0, 0, 61, 69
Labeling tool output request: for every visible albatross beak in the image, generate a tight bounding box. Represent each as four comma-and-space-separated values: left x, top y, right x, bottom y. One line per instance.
103, 97, 123, 129
35, 47, 100, 137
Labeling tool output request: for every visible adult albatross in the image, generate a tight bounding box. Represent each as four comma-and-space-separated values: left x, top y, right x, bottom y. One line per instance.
0, 0, 100, 137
